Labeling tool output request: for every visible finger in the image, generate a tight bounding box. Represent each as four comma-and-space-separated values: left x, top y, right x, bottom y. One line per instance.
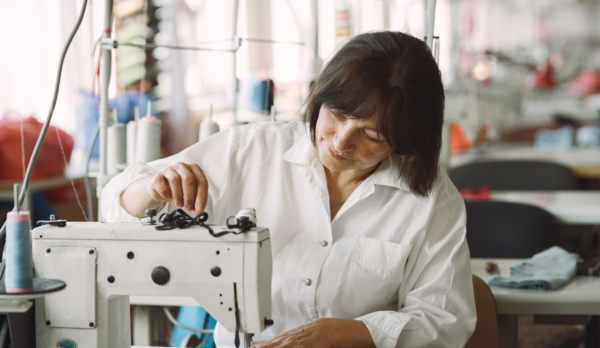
189, 164, 208, 213
163, 168, 184, 207
149, 174, 171, 202
175, 163, 197, 211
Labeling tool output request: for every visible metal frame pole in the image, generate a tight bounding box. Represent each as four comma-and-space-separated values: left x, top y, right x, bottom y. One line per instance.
232, 0, 240, 124
97, 0, 114, 220
425, 0, 436, 50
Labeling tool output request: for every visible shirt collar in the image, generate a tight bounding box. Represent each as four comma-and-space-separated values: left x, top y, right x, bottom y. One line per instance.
282, 127, 410, 192
282, 127, 322, 168
369, 155, 411, 191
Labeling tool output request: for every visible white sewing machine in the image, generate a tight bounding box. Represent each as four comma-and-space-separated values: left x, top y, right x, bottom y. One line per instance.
31, 213, 272, 348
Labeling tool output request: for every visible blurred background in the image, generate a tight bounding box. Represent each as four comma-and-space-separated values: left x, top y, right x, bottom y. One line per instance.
2, 0, 600, 170
2, 0, 600, 347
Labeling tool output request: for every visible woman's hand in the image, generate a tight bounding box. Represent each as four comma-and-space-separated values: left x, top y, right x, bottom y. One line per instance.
252, 319, 334, 348
252, 318, 375, 348
146, 162, 208, 213
120, 162, 208, 217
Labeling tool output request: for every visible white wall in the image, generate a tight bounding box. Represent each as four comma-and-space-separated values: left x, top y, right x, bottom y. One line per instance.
0, 0, 115, 133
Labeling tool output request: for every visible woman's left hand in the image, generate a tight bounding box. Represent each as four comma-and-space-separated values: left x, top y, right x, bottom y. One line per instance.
251, 318, 375, 348
251, 319, 334, 348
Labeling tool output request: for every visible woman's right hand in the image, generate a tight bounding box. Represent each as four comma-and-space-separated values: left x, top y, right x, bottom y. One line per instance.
120, 162, 209, 218
146, 162, 209, 214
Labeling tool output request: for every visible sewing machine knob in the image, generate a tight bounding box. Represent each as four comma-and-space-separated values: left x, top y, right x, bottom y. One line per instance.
151, 266, 170, 285
145, 208, 157, 218
145, 208, 158, 224
264, 318, 274, 327
211, 266, 222, 277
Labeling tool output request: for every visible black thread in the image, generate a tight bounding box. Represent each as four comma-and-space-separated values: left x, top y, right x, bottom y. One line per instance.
155, 209, 252, 237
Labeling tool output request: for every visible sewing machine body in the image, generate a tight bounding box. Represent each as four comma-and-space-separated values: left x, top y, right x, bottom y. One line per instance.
31, 221, 272, 348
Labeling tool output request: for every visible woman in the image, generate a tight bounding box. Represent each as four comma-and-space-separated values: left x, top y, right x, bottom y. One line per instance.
103, 31, 476, 347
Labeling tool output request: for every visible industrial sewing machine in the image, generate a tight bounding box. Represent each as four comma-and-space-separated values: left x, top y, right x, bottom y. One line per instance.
31, 210, 273, 348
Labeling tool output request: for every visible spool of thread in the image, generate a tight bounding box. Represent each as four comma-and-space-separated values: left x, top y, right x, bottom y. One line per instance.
136, 116, 161, 163
107, 123, 126, 175
126, 121, 138, 165
199, 104, 220, 142
6, 211, 33, 293
199, 121, 220, 142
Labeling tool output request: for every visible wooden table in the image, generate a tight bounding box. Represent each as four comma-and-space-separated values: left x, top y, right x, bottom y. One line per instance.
490, 191, 600, 225
472, 259, 600, 348
451, 147, 600, 179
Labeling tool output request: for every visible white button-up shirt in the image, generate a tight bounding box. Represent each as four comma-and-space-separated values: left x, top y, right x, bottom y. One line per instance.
102, 121, 476, 348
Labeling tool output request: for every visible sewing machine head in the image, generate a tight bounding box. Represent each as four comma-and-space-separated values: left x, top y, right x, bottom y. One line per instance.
31, 218, 272, 348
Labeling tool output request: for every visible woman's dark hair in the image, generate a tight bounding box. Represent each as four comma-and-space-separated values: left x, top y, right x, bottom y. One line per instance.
305, 31, 444, 197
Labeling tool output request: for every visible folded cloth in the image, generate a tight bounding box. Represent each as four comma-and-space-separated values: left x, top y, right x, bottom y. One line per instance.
488, 246, 580, 291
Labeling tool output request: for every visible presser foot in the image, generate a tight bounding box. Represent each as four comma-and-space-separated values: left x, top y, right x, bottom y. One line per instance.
245, 333, 254, 348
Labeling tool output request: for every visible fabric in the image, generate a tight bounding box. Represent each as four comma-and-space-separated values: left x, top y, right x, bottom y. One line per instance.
534, 126, 574, 150
0, 115, 73, 180
101, 121, 476, 348
171, 306, 216, 347
488, 246, 580, 291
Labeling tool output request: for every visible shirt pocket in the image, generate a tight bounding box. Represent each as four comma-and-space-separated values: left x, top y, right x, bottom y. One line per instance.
339, 237, 410, 316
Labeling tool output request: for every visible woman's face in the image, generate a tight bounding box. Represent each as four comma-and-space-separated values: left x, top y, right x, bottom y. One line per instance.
315, 105, 394, 174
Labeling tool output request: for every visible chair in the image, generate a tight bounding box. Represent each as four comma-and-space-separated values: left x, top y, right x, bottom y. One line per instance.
465, 201, 558, 258
448, 160, 578, 191
465, 275, 498, 348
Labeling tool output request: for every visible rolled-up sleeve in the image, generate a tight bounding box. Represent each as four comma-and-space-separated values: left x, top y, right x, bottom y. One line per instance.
100, 162, 163, 222
356, 197, 476, 348
101, 126, 241, 223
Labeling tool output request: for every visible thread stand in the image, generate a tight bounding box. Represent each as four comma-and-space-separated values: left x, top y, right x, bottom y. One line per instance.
0, 278, 66, 313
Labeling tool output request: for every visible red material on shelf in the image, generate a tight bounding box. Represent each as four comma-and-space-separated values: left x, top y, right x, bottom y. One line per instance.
0, 115, 73, 181
458, 185, 491, 201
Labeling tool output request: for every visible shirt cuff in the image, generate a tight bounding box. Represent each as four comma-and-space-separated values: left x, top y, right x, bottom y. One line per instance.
100, 162, 161, 222
355, 311, 411, 348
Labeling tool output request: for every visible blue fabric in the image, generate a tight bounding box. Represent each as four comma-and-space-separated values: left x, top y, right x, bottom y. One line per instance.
488, 246, 580, 291
75, 91, 155, 159
170, 306, 216, 347
238, 73, 273, 113
534, 126, 574, 150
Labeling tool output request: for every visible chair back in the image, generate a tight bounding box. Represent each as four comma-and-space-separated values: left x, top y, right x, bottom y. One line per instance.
449, 160, 578, 191
466, 200, 558, 258
465, 275, 499, 348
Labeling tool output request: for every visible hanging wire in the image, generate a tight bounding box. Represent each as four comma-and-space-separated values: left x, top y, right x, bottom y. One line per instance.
55, 127, 89, 221
162, 307, 214, 335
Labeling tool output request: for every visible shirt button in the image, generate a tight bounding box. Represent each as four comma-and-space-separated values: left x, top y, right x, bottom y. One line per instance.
320, 241, 328, 247
304, 279, 312, 286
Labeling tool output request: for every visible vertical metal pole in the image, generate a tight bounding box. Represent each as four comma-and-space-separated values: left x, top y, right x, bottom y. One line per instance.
97, 0, 114, 220
89, 0, 95, 74
425, 0, 436, 50
313, 0, 319, 78
13, 184, 19, 213
383, 0, 390, 31
232, 0, 240, 124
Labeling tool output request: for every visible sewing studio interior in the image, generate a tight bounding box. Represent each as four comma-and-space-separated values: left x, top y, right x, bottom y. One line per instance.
2, 0, 600, 347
